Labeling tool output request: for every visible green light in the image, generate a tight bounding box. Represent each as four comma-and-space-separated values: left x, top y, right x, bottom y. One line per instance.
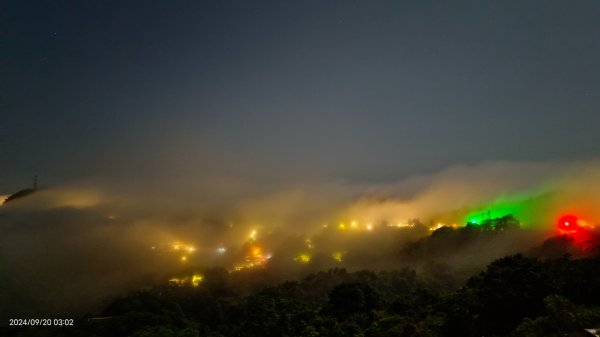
463, 194, 551, 227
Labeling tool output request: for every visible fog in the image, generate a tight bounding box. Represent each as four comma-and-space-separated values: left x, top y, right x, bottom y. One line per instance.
1, 160, 599, 318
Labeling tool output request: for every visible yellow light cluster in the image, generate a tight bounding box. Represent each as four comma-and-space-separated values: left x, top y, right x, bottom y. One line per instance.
191, 274, 204, 287
167, 241, 197, 262
332, 251, 344, 262
336, 220, 378, 232
294, 253, 312, 264
428, 223, 459, 231
392, 222, 414, 228
169, 277, 186, 286
171, 242, 196, 252
429, 223, 444, 231
168, 273, 204, 287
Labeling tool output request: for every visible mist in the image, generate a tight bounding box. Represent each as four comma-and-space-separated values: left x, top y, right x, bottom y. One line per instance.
1, 160, 600, 319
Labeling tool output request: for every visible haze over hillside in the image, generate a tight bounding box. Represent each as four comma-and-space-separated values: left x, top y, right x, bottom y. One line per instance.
2, 160, 600, 319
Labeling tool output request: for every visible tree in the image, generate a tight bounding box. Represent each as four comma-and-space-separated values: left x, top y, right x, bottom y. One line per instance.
513, 295, 600, 337
325, 282, 379, 320
464, 254, 553, 335
100, 292, 191, 337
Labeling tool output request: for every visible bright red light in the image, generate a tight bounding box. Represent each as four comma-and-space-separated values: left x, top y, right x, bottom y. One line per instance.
557, 215, 580, 232
556, 214, 598, 248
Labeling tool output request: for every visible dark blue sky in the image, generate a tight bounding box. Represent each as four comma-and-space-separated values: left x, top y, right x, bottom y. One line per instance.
2, 0, 599, 192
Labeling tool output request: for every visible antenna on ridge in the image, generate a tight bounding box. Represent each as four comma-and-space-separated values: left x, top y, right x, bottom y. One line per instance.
33, 175, 38, 190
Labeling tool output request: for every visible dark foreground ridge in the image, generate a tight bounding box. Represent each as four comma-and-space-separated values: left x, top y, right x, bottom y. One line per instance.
3, 249, 600, 337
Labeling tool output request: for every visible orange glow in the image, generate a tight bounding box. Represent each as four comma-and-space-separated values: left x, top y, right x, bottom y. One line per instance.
233, 244, 271, 271
429, 223, 444, 231
251, 246, 262, 257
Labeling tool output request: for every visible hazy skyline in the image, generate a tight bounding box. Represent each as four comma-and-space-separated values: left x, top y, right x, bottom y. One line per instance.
2, 0, 600, 193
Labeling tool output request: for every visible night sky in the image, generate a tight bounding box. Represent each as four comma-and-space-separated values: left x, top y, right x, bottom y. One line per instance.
2, 0, 599, 193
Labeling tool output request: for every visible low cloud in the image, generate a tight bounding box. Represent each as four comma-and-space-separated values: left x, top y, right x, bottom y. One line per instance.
1, 160, 599, 318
